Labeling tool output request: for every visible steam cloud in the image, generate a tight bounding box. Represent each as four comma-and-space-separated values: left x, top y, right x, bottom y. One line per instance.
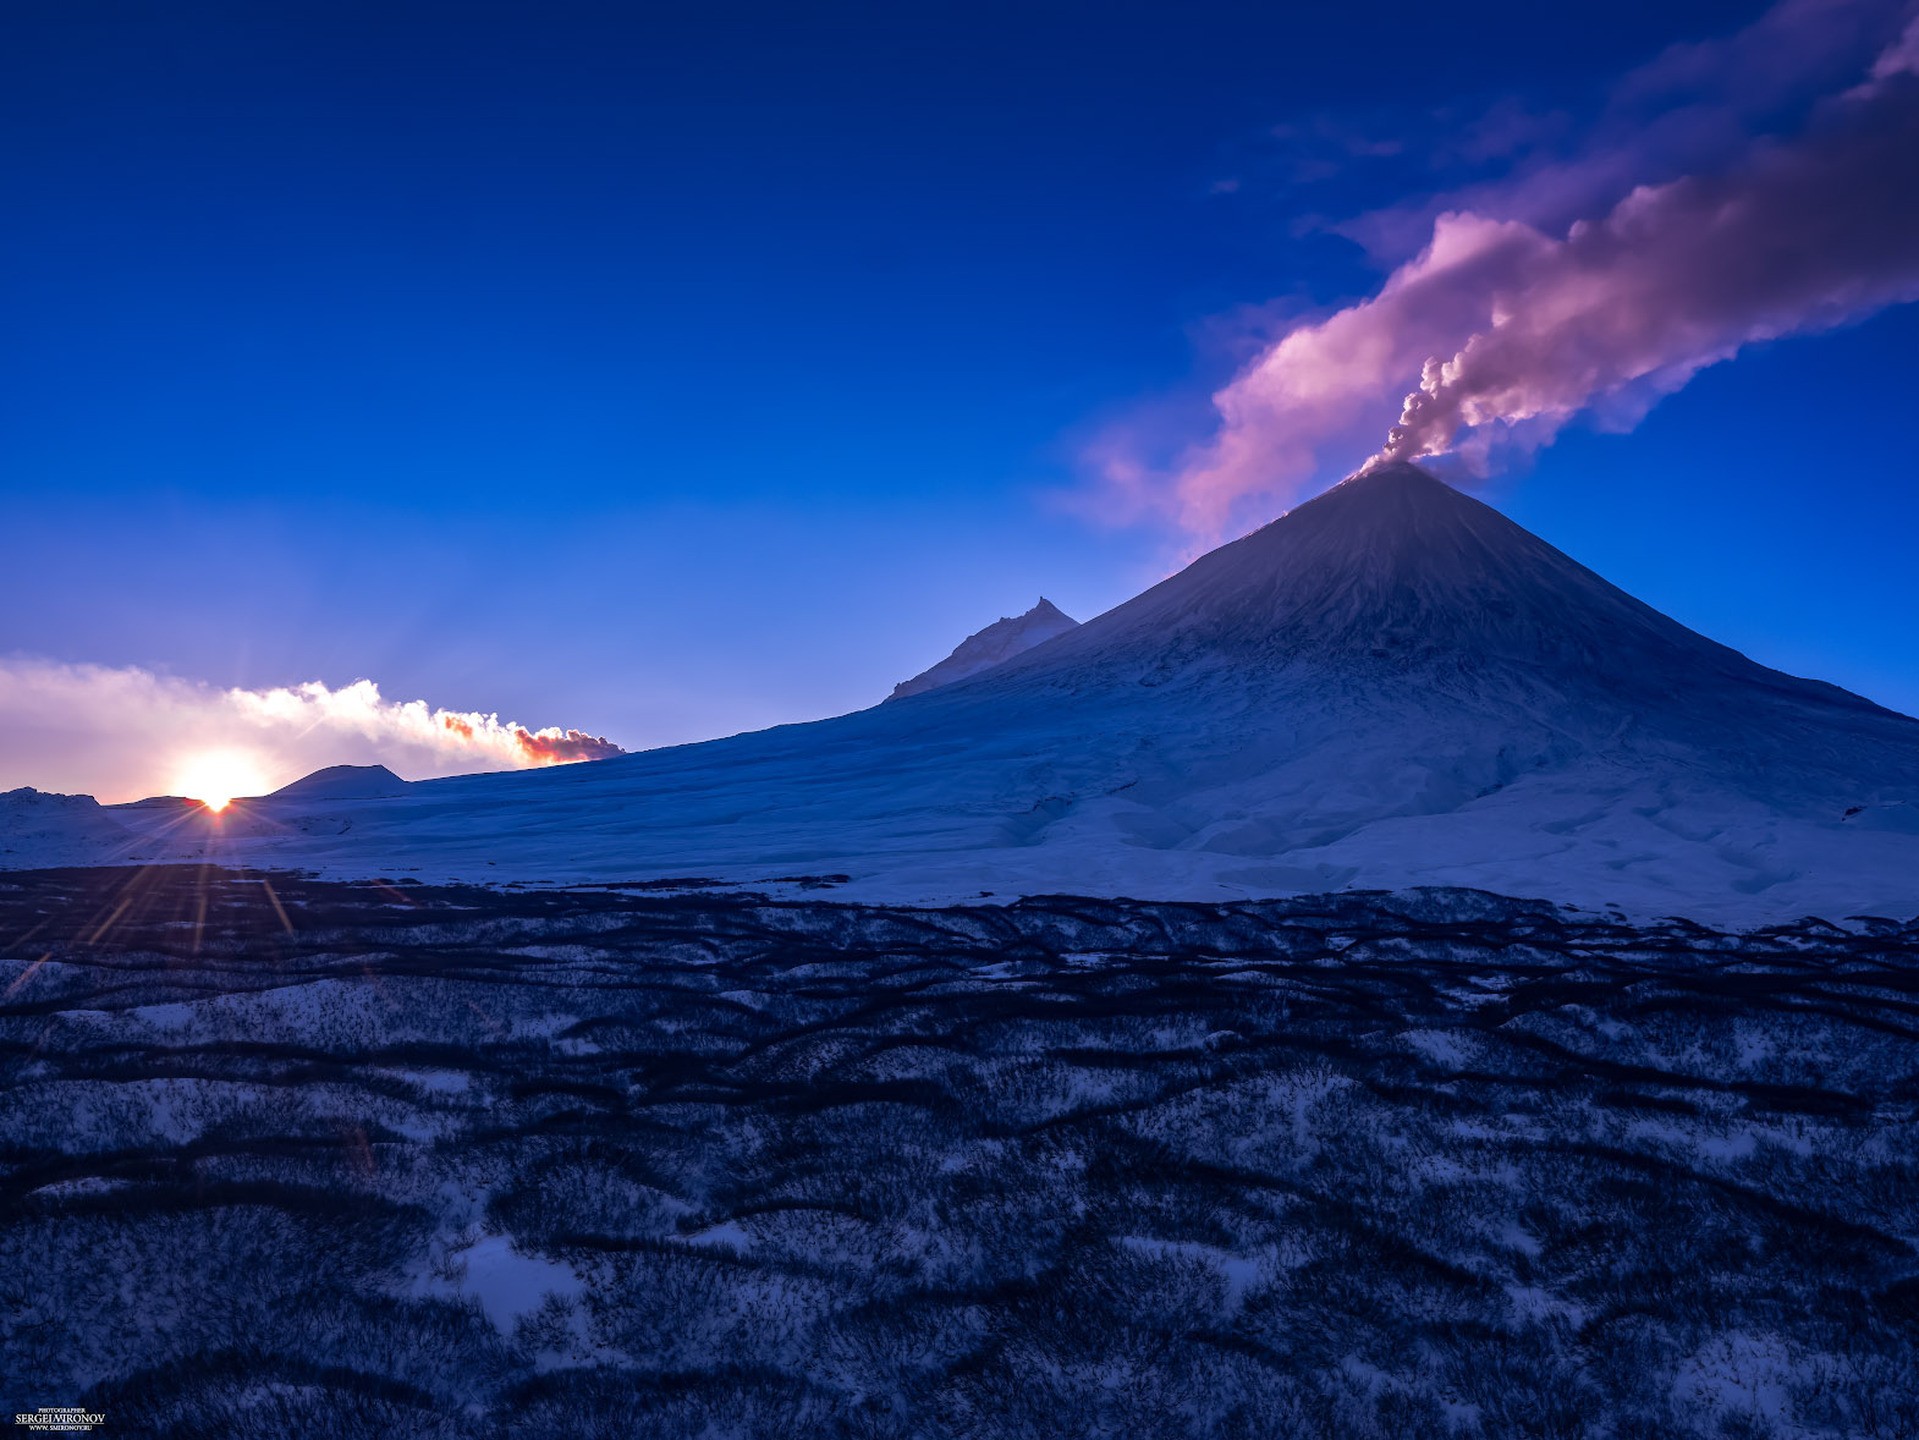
1120, 1, 1919, 534
0, 658, 626, 803
415, 710, 625, 767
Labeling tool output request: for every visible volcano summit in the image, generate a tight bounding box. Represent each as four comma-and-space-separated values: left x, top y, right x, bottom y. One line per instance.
36, 464, 1919, 920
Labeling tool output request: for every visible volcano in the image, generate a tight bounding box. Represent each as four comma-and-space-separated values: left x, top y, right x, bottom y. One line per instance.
48, 464, 1919, 919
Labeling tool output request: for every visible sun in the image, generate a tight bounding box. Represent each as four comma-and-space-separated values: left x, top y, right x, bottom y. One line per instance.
173, 753, 272, 813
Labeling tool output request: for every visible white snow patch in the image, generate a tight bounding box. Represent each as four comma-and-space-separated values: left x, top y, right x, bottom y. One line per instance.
31, 1175, 129, 1198
427, 1232, 585, 1333
1671, 1331, 1800, 1432
1403, 1028, 1472, 1069
1119, 1235, 1263, 1312
127, 1002, 196, 1030
678, 1220, 753, 1254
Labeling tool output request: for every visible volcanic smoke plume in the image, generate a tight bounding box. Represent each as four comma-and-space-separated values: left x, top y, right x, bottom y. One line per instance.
0, 659, 626, 802
1124, 0, 1919, 535
1376, 33, 1919, 469
433, 711, 628, 766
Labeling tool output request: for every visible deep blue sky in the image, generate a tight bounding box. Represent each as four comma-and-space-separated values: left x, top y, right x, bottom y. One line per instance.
5, 0, 1916, 760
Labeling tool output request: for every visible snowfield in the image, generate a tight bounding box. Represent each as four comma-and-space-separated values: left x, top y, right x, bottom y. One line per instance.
7, 465, 1914, 925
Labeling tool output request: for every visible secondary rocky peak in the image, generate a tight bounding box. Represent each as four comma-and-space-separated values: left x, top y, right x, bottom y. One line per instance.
889, 598, 1081, 701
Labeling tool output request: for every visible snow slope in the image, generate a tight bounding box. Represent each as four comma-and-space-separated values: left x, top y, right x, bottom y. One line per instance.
16, 464, 1919, 921
0, 788, 135, 867
889, 598, 1080, 700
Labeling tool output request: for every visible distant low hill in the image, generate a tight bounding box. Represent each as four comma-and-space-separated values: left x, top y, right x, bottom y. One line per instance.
266, 764, 411, 802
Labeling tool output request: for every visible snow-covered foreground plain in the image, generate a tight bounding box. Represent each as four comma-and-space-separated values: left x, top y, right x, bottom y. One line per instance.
4, 866, 1918, 1437
11, 465, 1916, 925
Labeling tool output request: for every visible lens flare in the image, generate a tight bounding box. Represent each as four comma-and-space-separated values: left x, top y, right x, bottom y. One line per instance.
173, 753, 271, 812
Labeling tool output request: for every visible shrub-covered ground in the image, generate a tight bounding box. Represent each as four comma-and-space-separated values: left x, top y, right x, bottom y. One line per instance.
2, 866, 1917, 1438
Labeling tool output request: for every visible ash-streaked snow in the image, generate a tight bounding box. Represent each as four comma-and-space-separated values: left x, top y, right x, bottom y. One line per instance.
8, 465, 1918, 923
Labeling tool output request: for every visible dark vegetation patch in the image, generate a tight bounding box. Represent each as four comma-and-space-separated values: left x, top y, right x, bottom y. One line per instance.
1, 866, 1917, 1436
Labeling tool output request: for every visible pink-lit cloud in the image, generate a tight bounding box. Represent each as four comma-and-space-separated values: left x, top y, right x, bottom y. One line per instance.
0, 658, 626, 803
434, 710, 623, 766
1097, 0, 1919, 536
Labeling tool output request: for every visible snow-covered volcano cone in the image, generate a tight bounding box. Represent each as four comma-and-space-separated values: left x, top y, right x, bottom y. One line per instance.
977, 462, 1894, 717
